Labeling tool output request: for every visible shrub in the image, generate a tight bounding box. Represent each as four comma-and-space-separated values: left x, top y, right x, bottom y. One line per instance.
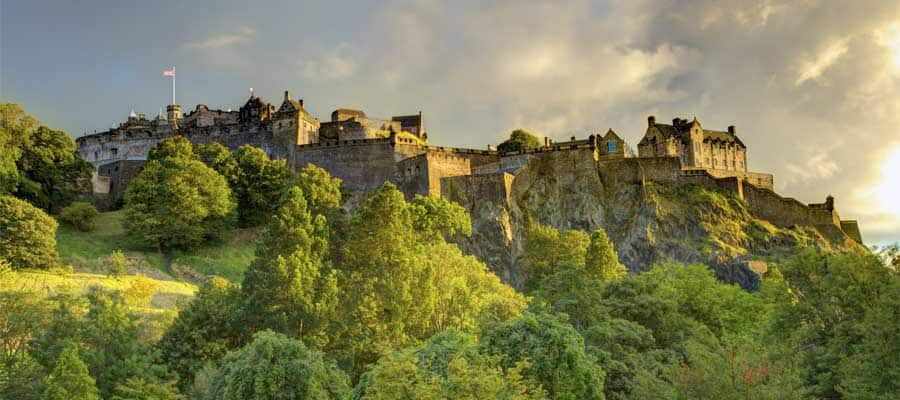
0, 195, 59, 269
123, 275, 158, 307
59, 201, 99, 232
105, 250, 130, 278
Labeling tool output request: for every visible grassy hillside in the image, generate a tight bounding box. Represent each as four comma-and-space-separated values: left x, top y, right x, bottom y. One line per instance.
0, 269, 196, 311
56, 210, 259, 282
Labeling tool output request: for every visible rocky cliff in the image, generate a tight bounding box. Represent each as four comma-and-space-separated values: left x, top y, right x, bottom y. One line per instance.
441, 149, 863, 290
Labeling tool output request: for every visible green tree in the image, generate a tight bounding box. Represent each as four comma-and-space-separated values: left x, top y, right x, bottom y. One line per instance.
518, 224, 589, 291
194, 142, 236, 179
336, 183, 431, 372
480, 311, 605, 400
0, 103, 38, 193
123, 156, 235, 250
409, 194, 472, 243
295, 163, 343, 218
157, 278, 243, 392
15, 126, 92, 211
0, 291, 52, 400
497, 129, 542, 154
335, 183, 524, 376
228, 145, 292, 226
207, 330, 350, 400
111, 378, 182, 400
59, 201, 99, 232
775, 251, 900, 399
147, 136, 196, 162
239, 186, 338, 346
427, 242, 526, 334
584, 229, 626, 281
32, 294, 84, 370
80, 288, 171, 399
357, 330, 545, 400
41, 342, 100, 400
0, 195, 59, 269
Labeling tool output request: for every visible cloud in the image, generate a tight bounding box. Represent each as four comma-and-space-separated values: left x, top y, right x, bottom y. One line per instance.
186, 26, 256, 49
317, 0, 900, 243
300, 44, 357, 81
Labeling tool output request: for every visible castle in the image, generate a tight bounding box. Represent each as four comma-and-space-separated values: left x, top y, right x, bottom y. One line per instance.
75, 91, 863, 244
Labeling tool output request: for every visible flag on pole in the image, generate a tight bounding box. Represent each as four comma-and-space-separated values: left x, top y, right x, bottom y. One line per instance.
163, 68, 175, 77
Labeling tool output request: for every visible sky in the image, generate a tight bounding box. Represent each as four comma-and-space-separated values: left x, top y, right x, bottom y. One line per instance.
2, 0, 900, 244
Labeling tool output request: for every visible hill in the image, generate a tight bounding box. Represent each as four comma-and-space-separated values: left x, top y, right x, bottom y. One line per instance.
56, 210, 258, 282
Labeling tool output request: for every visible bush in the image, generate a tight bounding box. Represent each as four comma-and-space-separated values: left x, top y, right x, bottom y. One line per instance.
59, 201, 99, 232
0, 195, 59, 269
123, 275, 158, 307
105, 250, 130, 278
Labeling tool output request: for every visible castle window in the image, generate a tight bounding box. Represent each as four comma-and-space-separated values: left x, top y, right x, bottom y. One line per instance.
110, 148, 118, 157
607, 140, 616, 153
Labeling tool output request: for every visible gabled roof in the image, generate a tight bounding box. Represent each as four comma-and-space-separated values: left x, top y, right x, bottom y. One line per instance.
639, 118, 745, 148
601, 128, 623, 142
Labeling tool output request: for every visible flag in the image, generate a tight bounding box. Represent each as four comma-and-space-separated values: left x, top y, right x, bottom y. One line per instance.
163, 68, 175, 77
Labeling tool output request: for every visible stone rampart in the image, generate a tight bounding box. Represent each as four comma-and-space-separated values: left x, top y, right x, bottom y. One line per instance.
742, 183, 838, 228
840, 221, 863, 243
294, 139, 411, 193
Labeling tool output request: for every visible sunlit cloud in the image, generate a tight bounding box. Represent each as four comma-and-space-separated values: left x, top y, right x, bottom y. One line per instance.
796, 39, 849, 85
186, 26, 256, 49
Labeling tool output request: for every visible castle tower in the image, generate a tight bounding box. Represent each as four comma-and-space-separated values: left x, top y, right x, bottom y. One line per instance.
166, 104, 182, 123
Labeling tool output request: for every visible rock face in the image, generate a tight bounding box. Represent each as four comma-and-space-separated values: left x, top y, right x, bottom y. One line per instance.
442, 149, 862, 289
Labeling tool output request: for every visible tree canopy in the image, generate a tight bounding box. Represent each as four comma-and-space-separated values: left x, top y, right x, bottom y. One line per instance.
123, 142, 235, 250
0, 195, 59, 269
497, 129, 542, 153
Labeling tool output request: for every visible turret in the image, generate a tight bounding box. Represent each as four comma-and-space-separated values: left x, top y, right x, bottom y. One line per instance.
728, 125, 736, 135
648, 115, 656, 126
166, 104, 182, 122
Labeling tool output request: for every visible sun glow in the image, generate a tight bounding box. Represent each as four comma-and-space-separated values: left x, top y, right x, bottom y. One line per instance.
875, 147, 900, 217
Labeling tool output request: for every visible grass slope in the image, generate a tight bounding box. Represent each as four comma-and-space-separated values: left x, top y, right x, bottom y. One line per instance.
1, 269, 196, 311
56, 211, 258, 282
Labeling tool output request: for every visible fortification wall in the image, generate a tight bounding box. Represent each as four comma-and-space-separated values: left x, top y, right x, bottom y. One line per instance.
182, 124, 284, 158
742, 184, 838, 228
840, 221, 863, 243
705, 169, 774, 190
596, 157, 683, 185
395, 154, 430, 197
294, 138, 423, 193
97, 159, 146, 202
77, 133, 168, 166
425, 151, 473, 196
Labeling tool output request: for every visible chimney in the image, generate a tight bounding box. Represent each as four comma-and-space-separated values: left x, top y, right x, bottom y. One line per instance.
648, 115, 656, 126
299, 99, 304, 108
284, 90, 291, 101
570, 136, 576, 141
728, 125, 736, 135
544, 137, 550, 147
673, 118, 680, 126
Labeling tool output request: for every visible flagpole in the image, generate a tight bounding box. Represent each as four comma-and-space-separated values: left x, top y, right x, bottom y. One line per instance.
172, 66, 176, 105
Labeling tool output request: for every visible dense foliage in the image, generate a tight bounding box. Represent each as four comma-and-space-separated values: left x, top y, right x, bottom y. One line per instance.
0, 195, 59, 269
123, 138, 235, 250
497, 129, 542, 153
206, 331, 350, 400
59, 201, 99, 232
0, 103, 92, 211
